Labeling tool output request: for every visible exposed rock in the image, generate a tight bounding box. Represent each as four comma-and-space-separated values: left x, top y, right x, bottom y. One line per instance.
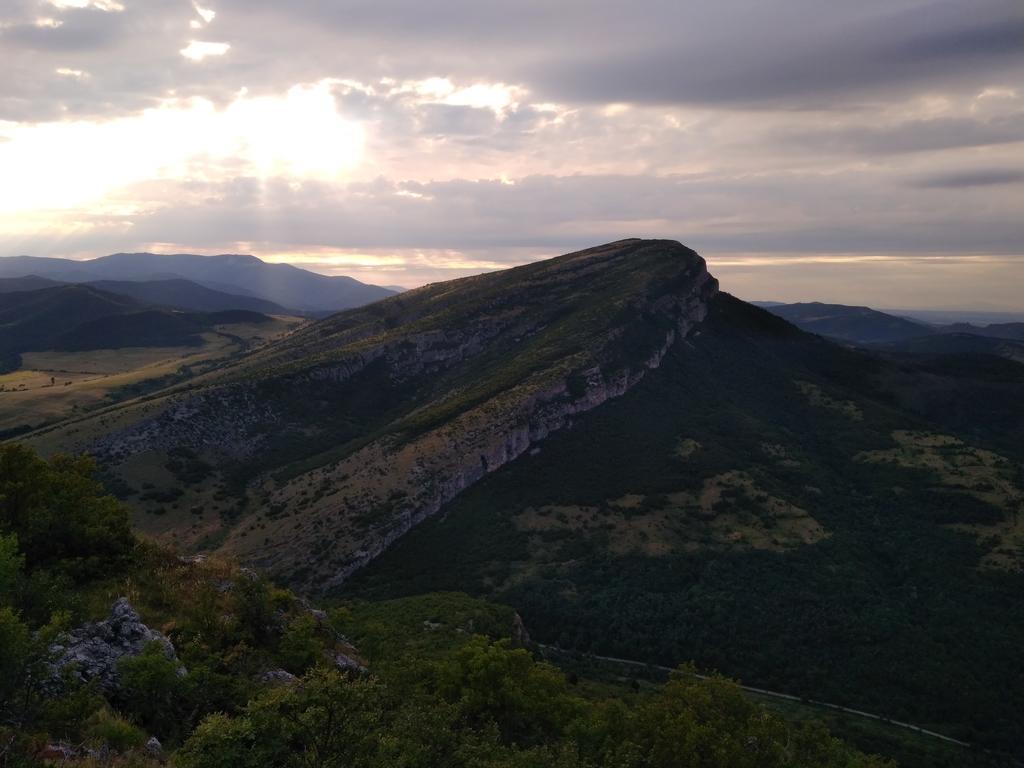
332, 651, 367, 674
260, 668, 297, 684
145, 736, 163, 757
308, 608, 328, 624
39, 742, 77, 761
48, 598, 184, 692
510, 612, 531, 648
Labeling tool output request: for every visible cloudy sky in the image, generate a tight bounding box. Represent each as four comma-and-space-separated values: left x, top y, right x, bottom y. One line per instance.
1, 0, 1022, 308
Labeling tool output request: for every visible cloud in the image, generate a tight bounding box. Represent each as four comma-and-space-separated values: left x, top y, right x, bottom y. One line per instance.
6, 168, 1022, 259
179, 40, 230, 62
915, 169, 1024, 188
3, 0, 1023, 123
0, 0, 1022, 308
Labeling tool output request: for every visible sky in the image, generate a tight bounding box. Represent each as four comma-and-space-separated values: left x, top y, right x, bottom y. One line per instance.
1, 0, 1022, 308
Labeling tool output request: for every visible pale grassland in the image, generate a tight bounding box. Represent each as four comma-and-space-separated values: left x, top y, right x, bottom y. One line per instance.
794, 380, 863, 421
515, 470, 827, 559
675, 437, 701, 460
1, 316, 304, 435
857, 430, 1024, 569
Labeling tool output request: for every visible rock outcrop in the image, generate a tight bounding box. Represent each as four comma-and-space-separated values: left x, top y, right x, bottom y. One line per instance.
48, 598, 184, 691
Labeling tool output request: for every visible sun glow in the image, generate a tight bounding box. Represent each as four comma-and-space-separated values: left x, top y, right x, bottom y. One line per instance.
0, 80, 365, 213
179, 40, 230, 61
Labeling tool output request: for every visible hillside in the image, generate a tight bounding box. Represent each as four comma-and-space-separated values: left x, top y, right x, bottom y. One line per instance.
760, 302, 931, 344
344, 290, 1024, 756
761, 302, 1024, 349
56, 309, 273, 352
0, 284, 143, 356
876, 332, 1024, 363
28, 239, 715, 580
86, 278, 292, 315
18, 239, 1024, 761
0, 442, 893, 767
0, 275, 64, 293
0, 252, 395, 313
0, 285, 274, 357
941, 322, 1024, 341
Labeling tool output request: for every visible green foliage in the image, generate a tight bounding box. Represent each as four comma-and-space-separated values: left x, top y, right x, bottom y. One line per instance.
277, 615, 326, 673
346, 296, 1024, 762
0, 443, 901, 766
176, 640, 890, 768
117, 641, 188, 734
84, 707, 148, 752
0, 605, 31, 707
0, 443, 134, 578
175, 669, 388, 768
0, 532, 24, 598
438, 636, 580, 745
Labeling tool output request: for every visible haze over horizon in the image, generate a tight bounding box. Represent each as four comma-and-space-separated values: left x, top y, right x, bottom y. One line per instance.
2, 0, 1022, 309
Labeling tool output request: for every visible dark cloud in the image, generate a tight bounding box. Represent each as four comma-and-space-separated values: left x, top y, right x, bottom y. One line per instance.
916, 169, 1024, 188
780, 113, 1024, 155
2, 0, 1022, 122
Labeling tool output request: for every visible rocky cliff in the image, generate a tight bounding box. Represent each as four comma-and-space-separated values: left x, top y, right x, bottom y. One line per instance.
48, 598, 184, 691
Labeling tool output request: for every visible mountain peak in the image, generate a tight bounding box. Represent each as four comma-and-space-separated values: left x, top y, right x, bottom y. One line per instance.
50, 238, 716, 589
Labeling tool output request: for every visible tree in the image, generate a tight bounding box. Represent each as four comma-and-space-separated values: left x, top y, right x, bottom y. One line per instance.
176, 669, 388, 768
0, 444, 134, 577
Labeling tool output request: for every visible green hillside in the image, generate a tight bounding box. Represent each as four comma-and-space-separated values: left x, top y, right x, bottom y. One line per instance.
345, 294, 1024, 759
11, 240, 1024, 765
0, 443, 892, 767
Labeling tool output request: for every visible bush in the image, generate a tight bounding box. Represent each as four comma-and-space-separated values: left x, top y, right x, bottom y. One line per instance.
85, 708, 147, 752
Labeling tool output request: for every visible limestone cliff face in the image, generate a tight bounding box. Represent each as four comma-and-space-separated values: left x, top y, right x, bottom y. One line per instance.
73, 239, 719, 590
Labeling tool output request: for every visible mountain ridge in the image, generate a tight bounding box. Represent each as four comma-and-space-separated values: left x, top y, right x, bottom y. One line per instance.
0, 252, 395, 312
15, 238, 1024, 758
29, 239, 718, 588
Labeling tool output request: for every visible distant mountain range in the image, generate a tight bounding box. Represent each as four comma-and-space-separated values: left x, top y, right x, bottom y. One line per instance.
755, 301, 1024, 359
0, 276, 289, 315
758, 302, 930, 343
0, 252, 395, 313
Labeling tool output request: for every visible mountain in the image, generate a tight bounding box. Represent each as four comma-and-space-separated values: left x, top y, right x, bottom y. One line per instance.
0, 275, 64, 293
0, 253, 395, 313
0, 284, 273, 357
56, 309, 272, 352
759, 301, 931, 343
891, 308, 1024, 326
758, 301, 1024, 359
876, 332, 1024, 363
21, 239, 1024, 760
0, 284, 143, 356
1, 274, 294, 315
941, 322, 1024, 341
85, 278, 291, 315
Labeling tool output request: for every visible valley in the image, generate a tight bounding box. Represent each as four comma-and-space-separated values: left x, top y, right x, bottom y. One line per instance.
4, 240, 1024, 765
1, 316, 304, 437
